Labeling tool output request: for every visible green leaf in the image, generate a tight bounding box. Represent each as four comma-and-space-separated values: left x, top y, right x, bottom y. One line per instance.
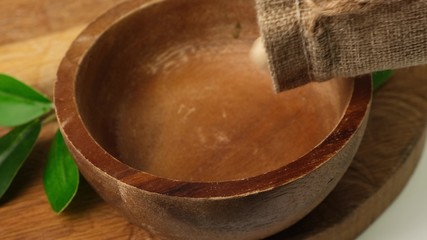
0, 74, 52, 127
43, 130, 79, 213
372, 70, 394, 91
0, 74, 50, 103
0, 120, 41, 199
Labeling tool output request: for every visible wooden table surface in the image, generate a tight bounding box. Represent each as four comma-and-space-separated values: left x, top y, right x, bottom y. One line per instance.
1, 1, 427, 239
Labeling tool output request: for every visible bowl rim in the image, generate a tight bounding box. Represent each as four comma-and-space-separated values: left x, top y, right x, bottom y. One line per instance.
55, 0, 372, 198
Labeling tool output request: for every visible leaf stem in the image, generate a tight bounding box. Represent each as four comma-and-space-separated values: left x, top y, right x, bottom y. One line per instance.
41, 110, 57, 126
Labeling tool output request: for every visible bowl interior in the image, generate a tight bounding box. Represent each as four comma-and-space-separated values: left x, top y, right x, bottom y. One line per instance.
76, 0, 354, 182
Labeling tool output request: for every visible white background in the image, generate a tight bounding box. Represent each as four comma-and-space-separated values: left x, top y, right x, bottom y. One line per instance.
358, 137, 427, 240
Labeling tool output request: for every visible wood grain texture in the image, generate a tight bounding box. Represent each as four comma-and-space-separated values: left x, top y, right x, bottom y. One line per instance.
0, 0, 426, 239
0, 0, 125, 45
276, 66, 427, 239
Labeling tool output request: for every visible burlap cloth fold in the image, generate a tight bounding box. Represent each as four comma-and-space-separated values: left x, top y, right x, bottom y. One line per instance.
256, 0, 427, 92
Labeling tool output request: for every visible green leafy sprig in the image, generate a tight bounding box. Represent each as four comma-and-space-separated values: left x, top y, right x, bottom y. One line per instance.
373, 70, 394, 90
0, 73, 79, 213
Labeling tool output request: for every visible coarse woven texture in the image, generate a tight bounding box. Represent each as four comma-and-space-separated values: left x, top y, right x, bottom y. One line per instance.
256, 0, 427, 92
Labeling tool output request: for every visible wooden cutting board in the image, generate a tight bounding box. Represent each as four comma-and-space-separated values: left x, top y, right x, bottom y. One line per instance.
1, 1, 427, 239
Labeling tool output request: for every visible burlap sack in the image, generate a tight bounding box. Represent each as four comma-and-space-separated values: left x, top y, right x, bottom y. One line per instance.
256, 0, 427, 92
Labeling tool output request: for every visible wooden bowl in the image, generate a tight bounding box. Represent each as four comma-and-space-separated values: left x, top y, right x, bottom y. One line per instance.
55, 0, 372, 239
